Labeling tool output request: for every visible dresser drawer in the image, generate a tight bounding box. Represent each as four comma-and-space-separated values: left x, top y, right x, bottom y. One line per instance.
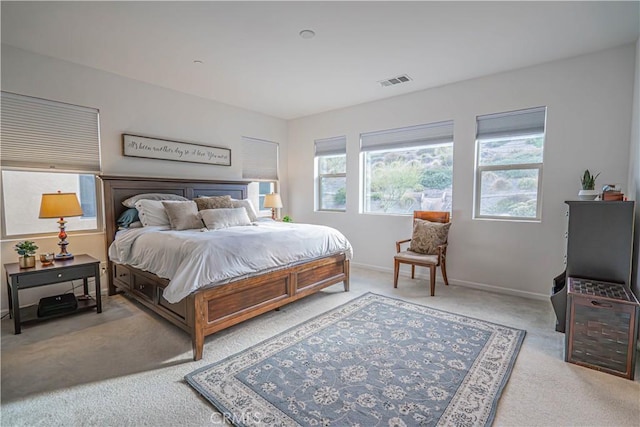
113, 264, 131, 289
16, 264, 96, 289
132, 275, 156, 302
158, 288, 187, 320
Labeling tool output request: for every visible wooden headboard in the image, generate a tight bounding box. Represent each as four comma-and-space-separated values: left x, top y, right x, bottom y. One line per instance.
100, 175, 249, 290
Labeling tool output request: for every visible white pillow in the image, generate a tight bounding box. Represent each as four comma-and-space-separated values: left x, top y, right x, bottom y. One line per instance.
198, 208, 252, 230
122, 193, 188, 208
135, 199, 179, 227
231, 199, 258, 222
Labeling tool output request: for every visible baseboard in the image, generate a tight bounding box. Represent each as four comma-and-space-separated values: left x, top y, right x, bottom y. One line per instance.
448, 278, 549, 301
350, 262, 549, 301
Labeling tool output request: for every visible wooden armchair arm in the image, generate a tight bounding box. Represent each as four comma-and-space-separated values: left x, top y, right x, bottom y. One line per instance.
396, 238, 412, 253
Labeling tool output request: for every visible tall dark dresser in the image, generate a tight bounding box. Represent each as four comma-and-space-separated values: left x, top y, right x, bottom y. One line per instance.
550, 200, 638, 379
551, 201, 635, 332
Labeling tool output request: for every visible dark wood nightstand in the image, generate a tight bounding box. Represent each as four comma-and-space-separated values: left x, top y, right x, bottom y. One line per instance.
4, 254, 102, 334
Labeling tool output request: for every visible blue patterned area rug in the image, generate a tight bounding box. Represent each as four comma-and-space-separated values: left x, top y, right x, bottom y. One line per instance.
185, 293, 525, 427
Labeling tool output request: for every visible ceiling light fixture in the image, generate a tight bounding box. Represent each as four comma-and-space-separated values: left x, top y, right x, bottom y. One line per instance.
299, 29, 316, 39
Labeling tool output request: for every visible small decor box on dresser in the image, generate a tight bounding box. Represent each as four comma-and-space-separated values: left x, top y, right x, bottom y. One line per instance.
565, 277, 639, 379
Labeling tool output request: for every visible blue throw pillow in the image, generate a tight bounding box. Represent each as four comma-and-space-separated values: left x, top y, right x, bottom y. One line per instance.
116, 208, 140, 228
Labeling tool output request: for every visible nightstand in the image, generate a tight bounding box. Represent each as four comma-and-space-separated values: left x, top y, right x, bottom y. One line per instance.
4, 254, 102, 334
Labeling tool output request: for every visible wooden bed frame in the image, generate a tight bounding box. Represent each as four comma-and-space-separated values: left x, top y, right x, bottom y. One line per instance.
101, 175, 350, 360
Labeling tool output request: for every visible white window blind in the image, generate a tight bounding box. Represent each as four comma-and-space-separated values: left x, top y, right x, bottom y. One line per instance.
1, 91, 101, 172
360, 120, 454, 152
315, 136, 346, 156
242, 136, 279, 180
476, 106, 546, 140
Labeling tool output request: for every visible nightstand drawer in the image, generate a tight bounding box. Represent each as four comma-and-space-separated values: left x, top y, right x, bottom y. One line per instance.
16, 265, 96, 289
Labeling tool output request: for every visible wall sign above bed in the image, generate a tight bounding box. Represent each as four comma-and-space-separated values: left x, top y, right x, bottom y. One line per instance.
122, 134, 231, 166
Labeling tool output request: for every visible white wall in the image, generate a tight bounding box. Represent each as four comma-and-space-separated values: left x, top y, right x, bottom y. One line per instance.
288, 44, 637, 299
1, 43, 636, 311
1, 45, 288, 311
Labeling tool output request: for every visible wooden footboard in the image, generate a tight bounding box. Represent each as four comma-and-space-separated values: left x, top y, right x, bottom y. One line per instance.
192, 254, 349, 360
111, 254, 349, 360
101, 175, 350, 361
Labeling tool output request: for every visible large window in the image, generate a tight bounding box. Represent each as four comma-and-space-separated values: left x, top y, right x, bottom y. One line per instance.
361, 121, 454, 215
0, 92, 101, 238
474, 106, 546, 220
2, 170, 99, 237
315, 136, 346, 211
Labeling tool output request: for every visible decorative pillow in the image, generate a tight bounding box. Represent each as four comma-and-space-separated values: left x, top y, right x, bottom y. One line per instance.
231, 199, 258, 222
198, 208, 252, 230
116, 208, 140, 228
134, 199, 177, 227
162, 201, 203, 230
409, 219, 451, 255
194, 195, 234, 211
122, 193, 188, 208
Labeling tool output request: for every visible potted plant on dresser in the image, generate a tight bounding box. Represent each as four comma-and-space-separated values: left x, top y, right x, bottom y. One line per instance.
579, 169, 600, 200
15, 241, 38, 268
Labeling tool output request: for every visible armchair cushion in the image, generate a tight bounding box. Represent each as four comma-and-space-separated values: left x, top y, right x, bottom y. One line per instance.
395, 251, 439, 264
409, 219, 451, 255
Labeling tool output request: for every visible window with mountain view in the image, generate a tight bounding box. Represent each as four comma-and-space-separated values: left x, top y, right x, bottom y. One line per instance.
315, 136, 346, 212
474, 107, 546, 220
361, 121, 454, 215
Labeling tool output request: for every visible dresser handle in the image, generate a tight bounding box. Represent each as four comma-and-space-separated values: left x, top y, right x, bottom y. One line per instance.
57, 273, 63, 278
591, 300, 613, 308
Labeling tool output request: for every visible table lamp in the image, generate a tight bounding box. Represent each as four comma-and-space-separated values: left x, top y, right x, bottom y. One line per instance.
263, 193, 283, 220
39, 191, 83, 259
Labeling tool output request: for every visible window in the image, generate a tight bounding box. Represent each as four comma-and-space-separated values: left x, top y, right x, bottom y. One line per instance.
315, 136, 346, 211
2, 170, 100, 237
474, 106, 546, 220
0, 92, 102, 238
361, 121, 454, 215
242, 136, 279, 218
242, 136, 279, 181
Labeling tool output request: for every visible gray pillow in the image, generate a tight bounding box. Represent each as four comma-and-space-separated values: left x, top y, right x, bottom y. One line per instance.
409, 219, 451, 255
194, 195, 234, 211
198, 208, 252, 230
122, 193, 188, 208
162, 201, 203, 230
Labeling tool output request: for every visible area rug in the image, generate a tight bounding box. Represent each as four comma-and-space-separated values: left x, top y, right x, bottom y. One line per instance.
185, 293, 525, 426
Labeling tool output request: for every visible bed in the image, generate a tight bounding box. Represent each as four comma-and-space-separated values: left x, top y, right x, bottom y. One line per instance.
101, 175, 351, 361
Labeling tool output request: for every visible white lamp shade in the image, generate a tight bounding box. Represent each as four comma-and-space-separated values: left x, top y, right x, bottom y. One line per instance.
263, 193, 283, 209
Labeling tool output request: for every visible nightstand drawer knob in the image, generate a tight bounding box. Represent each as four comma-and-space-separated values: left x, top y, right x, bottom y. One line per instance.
57, 273, 63, 278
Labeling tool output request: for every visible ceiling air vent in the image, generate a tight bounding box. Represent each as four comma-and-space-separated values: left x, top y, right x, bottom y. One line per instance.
378, 74, 412, 87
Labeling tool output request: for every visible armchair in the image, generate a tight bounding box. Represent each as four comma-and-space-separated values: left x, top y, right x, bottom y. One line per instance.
394, 211, 451, 296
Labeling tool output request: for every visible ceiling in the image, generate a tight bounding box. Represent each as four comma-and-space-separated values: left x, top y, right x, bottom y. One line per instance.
2, 1, 639, 120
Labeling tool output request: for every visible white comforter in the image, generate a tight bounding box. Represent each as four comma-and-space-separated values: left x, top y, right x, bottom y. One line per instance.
108, 221, 353, 303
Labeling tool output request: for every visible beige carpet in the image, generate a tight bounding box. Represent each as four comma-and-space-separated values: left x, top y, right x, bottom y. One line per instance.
2, 266, 639, 426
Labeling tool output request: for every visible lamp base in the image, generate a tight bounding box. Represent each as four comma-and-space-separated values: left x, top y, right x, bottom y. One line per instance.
54, 253, 74, 260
